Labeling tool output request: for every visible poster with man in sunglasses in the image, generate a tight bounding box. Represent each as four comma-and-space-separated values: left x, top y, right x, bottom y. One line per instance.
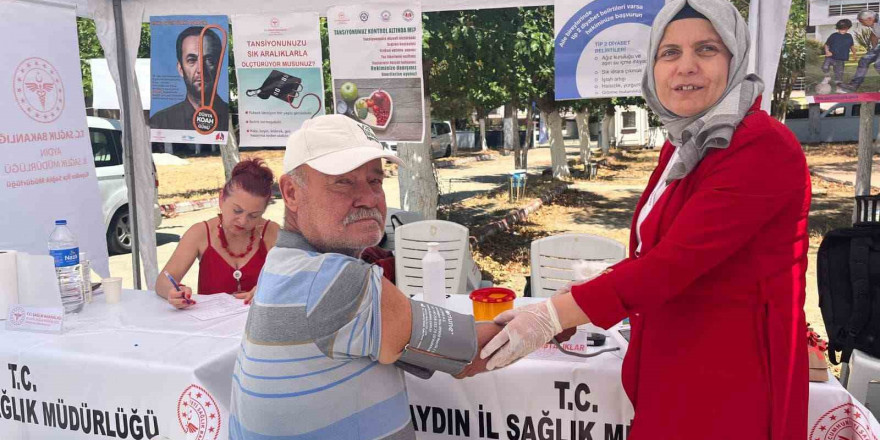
150, 16, 230, 144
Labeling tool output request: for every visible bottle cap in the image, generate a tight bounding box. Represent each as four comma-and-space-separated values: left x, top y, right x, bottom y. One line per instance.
426, 242, 439, 252
469, 287, 516, 304
55, 220, 67, 225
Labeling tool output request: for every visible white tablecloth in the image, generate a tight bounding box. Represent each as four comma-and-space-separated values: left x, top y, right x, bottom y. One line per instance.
0, 292, 875, 440
405, 296, 880, 440
0, 290, 247, 440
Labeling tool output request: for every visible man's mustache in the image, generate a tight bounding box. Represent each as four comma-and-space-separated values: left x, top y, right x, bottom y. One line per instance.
343, 208, 383, 226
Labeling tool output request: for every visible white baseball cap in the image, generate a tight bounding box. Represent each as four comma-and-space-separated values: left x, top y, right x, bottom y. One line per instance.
283, 114, 404, 175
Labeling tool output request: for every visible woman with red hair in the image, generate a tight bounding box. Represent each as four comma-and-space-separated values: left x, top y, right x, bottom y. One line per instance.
155, 158, 280, 308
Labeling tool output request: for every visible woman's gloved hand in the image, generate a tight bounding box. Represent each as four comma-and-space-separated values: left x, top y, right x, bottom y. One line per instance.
479, 300, 563, 371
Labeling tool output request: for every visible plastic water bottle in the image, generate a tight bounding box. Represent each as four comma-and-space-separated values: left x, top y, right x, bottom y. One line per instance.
48, 220, 84, 314
422, 242, 447, 307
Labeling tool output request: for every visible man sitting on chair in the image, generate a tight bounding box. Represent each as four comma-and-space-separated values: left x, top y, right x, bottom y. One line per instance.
229, 115, 502, 440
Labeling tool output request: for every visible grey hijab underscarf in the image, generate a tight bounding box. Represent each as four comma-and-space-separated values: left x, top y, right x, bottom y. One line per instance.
642, 0, 764, 182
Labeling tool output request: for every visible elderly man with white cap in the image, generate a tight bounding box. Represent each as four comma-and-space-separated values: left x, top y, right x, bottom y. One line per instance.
229, 115, 502, 440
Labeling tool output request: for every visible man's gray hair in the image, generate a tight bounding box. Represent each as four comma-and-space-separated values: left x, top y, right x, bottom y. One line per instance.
283, 167, 307, 226
858, 10, 878, 22
287, 166, 307, 187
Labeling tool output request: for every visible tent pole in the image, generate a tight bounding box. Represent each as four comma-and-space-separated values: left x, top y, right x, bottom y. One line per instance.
112, 0, 142, 289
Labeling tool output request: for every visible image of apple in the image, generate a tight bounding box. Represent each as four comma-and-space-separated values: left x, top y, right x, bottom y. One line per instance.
340, 82, 359, 102
354, 98, 369, 120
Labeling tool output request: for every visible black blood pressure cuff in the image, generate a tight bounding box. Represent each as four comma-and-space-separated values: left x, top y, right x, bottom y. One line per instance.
394, 300, 477, 379
245, 70, 303, 101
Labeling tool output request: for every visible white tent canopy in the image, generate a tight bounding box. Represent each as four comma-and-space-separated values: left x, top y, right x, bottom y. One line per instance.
68, 0, 790, 290
73, 0, 557, 18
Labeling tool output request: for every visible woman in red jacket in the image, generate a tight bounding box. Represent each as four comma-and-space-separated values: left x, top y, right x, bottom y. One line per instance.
481, 1, 811, 438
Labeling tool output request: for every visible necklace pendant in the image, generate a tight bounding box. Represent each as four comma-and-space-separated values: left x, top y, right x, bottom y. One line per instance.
233, 269, 243, 293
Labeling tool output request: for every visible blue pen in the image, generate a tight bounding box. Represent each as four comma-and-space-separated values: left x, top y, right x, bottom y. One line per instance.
164, 271, 194, 304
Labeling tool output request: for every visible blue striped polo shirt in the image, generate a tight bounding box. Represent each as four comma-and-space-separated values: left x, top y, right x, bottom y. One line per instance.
229, 231, 414, 440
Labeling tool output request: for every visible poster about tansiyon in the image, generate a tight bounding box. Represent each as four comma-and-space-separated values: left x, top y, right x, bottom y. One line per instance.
150, 15, 230, 144
806, 1, 880, 103
233, 13, 325, 147
328, 4, 425, 142
554, 0, 663, 100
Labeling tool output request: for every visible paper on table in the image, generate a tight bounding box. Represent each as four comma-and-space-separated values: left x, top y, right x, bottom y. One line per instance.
527, 329, 618, 362
182, 294, 249, 321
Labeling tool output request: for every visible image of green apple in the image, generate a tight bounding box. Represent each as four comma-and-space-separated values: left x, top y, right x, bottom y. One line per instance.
340, 82, 359, 101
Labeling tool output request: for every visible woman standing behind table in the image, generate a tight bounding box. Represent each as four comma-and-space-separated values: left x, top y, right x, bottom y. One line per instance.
155, 158, 280, 308
480, 1, 811, 439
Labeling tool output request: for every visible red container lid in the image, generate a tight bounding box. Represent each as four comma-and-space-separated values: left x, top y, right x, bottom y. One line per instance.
469, 287, 516, 304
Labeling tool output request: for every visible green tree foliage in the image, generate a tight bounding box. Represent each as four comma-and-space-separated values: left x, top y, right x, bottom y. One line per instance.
518, 6, 554, 113
77, 18, 104, 106
424, 12, 474, 126
425, 10, 512, 121
225, 25, 237, 115
320, 17, 333, 115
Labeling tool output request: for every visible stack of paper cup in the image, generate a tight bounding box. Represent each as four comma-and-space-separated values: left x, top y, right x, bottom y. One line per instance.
103, 277, 123, 304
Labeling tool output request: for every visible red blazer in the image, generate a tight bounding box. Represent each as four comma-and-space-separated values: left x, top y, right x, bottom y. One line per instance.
572, 99, 810, 440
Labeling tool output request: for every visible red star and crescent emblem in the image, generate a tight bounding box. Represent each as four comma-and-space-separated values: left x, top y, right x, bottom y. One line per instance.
177, 384, 221, 440
12, 57, 64, 123
811, 403, 877, 440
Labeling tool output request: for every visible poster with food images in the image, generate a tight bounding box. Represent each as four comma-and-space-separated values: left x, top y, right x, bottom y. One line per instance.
149, 15, 230, 145
554, 0, 663, 100
232, 13, 325, 147
327, 4, 425, 142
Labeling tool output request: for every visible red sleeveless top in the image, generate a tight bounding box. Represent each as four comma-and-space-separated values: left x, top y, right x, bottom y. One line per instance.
197, 221, 269, 295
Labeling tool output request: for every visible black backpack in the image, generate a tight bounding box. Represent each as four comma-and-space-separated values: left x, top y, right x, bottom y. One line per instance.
818, 224, 880, 364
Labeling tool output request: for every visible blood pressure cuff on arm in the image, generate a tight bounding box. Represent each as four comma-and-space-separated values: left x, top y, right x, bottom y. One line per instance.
394, 300, 477, 379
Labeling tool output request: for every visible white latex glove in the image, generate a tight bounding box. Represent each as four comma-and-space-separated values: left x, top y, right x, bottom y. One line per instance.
479, 300, 563, 371
555, 264, 614, 295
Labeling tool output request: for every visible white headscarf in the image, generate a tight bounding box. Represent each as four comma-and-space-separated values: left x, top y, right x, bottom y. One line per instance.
642, 0, 764, 182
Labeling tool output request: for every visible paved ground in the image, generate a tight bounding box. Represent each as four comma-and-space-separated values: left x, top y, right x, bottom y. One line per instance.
109, 145, 581, 289
812, 160, 880, 188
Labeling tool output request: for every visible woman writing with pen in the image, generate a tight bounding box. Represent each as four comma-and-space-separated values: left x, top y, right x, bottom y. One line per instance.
155, 159, 280, 309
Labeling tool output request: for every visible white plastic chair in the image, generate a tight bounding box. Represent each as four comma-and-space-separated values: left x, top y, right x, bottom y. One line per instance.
382, 209, 423, 251
530, 234, 626, 298
394, 220, 470, 296
846, 350, 880, 415
464, 250, 490, 291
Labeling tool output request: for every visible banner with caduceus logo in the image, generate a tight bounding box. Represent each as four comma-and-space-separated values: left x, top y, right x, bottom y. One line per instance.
0, 0, 109, 277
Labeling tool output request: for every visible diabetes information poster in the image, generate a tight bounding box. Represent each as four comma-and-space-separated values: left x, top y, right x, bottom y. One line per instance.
554, 0, 663, 100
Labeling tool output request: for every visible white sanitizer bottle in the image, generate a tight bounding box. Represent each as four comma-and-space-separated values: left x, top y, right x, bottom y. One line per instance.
422, 242, 447, 307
